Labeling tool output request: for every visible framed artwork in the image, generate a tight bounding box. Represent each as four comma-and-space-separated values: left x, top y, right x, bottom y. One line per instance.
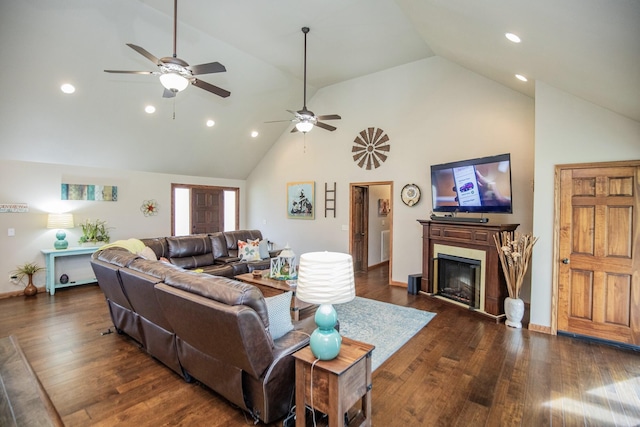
287, 181, 315, 219
378, 199, 390, 216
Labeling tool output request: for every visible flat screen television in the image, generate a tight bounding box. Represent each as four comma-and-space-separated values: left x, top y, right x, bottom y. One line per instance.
430, 153, 513, 214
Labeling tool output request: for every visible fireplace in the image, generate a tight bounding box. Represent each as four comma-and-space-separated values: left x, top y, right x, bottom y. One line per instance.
436, 254, 481, 310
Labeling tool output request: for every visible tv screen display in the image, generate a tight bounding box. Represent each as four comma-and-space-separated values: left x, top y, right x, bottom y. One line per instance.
431, 153, 513, 214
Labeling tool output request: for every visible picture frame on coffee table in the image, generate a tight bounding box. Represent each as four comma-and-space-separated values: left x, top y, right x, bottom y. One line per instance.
287, 181, 315, 220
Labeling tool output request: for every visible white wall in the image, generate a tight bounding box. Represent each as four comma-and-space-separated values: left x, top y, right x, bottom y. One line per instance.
247, 57, 534, 286
0, 159, 245, 294
530, 82, 640, 329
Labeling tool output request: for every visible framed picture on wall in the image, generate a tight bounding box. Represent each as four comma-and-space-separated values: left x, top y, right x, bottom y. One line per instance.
378, 198, 390, 216
287, 181, 315, 219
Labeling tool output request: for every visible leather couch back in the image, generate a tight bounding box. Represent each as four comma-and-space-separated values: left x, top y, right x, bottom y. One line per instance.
166, 235, 215, 269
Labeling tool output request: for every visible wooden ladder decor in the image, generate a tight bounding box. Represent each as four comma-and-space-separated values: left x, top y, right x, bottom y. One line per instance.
325, 182, 336, 218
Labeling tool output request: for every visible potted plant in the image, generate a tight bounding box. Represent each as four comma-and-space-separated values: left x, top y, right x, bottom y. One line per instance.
493, 231, 538, 328
79, 219, 111, 246
11, 262, 45, 297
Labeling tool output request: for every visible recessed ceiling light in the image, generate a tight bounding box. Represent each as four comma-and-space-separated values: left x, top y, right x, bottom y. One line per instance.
60, 83, 75, 94
251, 131, 259, 138
505, 33, 521, 43
206, 119, 215, 127
515, 74, 528, 82
145, 105, 156, 114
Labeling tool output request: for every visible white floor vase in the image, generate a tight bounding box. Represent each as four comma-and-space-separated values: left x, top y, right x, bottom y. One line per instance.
504, 297, 525, 328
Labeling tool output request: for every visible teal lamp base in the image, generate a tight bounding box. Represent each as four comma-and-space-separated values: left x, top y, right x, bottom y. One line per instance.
309, 303, 342, 360
54, 230, 68, 250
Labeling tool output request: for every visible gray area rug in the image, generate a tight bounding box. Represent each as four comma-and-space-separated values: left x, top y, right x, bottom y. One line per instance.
334, 297, 436, 371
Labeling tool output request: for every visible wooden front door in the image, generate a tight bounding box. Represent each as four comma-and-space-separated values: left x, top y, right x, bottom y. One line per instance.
191, 188, 224, 234
557, 161, 639, 346
352, 186, 368, 273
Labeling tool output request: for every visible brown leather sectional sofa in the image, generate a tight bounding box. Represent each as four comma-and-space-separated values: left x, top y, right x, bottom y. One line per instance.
90, 231, 314, 424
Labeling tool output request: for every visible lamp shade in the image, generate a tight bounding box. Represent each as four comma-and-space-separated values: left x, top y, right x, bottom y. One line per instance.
296, 252, 355, 305
46, 213, 74, 229
159, 72, 189, 92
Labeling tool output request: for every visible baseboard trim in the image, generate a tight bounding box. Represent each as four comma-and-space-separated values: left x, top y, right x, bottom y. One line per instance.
0, 286, 46, 300
528, 323, 552, 335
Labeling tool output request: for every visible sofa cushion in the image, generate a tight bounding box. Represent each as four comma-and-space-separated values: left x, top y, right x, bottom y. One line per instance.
209, 232, 229, 258
138, 246, 157, 261
265, 291, 294, 340
128, 258, 184, 280
163, 271, 271, 332
258, 239, 270, 260
238, 239, 261, 262
96, 248, 140, 267
166, 235, 214, 269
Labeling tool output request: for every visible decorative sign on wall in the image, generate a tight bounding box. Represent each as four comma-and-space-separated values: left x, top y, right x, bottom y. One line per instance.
352, 127, 390, 170
0, 203, 29, 213
61, 184, 118, 201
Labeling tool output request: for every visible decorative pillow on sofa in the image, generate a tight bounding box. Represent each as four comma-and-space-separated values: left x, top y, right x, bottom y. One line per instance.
137, 246, 157, 261
265, 291, 294, 340
238, 239, 261, 262
258, 239, 270, 259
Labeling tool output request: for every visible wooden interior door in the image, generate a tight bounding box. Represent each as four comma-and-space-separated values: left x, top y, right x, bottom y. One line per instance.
557, 162, 639, 346
352, 186, 368, 273
191, 188, 224, 234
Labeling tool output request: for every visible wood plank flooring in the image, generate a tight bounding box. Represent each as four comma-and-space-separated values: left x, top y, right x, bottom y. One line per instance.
0, 264, 638, 426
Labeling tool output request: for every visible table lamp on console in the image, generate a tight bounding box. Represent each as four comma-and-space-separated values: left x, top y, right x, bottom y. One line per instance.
46, 213, 74, 250
296, 251, 355, 360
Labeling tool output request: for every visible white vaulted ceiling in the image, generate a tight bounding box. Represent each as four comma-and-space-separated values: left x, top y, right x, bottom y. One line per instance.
0, 0, 638, 178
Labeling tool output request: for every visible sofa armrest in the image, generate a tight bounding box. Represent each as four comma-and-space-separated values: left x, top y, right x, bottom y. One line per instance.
214, 256, 242, 264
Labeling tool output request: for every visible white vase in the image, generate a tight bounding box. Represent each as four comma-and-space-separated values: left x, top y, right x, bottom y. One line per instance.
504, 297, 525, 328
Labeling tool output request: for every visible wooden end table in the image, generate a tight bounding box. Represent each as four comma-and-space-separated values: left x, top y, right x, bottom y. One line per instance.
293, 336, 375, 427
235, 271, 315, 321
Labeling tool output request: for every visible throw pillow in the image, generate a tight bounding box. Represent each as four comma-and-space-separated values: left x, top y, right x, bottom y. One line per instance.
137, 246, 157, 261
258, 239, 270, 259
264, 291, 294, 340
238, 239, 260, 262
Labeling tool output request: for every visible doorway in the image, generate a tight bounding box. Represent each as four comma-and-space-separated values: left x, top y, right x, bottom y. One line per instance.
171, 184, 239, 236
349, 181, 393, 284
553, 160, 639, 346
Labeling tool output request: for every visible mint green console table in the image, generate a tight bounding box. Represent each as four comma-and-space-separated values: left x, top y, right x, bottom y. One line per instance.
41, 246, 100, 295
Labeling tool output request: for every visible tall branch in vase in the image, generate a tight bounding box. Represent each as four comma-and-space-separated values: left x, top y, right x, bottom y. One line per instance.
493, 231, 538, 299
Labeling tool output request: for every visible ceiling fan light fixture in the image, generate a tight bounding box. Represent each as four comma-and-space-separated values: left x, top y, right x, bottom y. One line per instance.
159, 72, 189, 92
296, 120, 314, 133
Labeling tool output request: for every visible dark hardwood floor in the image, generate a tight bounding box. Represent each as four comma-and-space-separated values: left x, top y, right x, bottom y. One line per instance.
1, 265, 639, 426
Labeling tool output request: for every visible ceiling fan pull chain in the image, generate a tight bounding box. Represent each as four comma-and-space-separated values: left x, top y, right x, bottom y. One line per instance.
172, 98, 176, 120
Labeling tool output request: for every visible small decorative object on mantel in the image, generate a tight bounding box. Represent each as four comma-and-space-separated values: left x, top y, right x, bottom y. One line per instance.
352, 127, 390, 169
270, 244, 297, 280
140, 199, 158, 216
79, 219, 111, 246
494, 231, 538, 328
401, 184, 421, 207
11, 262, 45, 297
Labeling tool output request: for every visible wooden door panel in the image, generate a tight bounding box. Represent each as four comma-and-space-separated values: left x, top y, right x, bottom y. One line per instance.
192, 189, 223, 234
558, 163, 639, 346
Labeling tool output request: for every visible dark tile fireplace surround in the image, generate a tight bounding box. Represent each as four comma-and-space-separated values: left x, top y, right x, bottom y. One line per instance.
418, 220, 518, 321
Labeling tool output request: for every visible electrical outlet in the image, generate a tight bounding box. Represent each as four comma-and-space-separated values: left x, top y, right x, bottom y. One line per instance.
9, 275, 18, 284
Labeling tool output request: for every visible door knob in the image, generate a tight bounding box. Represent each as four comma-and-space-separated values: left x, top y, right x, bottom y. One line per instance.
562, 258, 570, 264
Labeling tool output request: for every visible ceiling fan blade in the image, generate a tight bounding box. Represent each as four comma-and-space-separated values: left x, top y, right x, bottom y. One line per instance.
265, 119, 295, 124
317, 114, 341, 121
126, 43, 162, 65
187, 61, 226, 76
290, 127, 299, 133
316, 121, 337, 132
104, 70, 157, 75
163, 88, 176, 98
192, 78, 230, 98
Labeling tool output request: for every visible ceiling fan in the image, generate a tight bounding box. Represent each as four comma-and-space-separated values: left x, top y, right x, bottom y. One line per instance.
104, 0, 230, 99
268, 27, 341, 133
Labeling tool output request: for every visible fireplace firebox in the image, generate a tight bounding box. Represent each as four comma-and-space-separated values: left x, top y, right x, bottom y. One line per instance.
435, 254, 481, 309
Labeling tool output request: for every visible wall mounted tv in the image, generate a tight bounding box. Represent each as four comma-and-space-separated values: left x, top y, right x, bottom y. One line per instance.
430, 153, 513, 214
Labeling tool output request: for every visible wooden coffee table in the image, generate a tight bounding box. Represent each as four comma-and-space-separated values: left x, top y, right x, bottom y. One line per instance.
235, 271, 315, 321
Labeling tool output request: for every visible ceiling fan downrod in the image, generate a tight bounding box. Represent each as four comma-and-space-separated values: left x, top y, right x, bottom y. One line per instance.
302, 27, 309, 111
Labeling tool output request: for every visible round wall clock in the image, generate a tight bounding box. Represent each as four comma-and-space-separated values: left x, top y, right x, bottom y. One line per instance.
401, 184, 421, 207
352, 127, 390, 170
